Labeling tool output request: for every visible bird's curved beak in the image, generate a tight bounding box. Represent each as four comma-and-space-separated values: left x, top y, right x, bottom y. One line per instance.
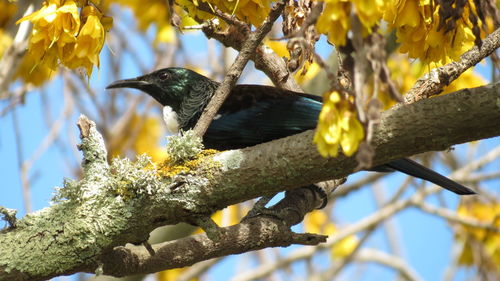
105, 78, 150, 90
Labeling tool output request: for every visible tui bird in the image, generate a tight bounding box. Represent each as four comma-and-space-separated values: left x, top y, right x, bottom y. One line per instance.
106, 67, 475, 195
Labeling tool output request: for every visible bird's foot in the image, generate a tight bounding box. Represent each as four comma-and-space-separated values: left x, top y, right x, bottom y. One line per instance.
242, 194, 298, 222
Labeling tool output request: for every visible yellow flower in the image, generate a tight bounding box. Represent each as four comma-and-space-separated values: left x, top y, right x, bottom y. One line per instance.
117, 0, 177, 43
455, 201, 500, 270
375, 54, 425, 109
175, 0, 214, 25
133, 115, 167, 162
0, 0, 17, 28
316, 0, 351, 46
18, 0, 80, 51
295, 62, 321, 85
352, 0, 385, 35
305, 210, 335, 234
314, 91, 365, 158
15, 50, 56, 86
316, 0, 384, 46
175, 0, 272, 27
158, 267, 199, 281
264, 39, 320, 84
305, 210, 359, 259
16, 1, 112, 82
0, 29, 12, 58
212, 0, 272, 26
64, 5, 109, 76
383, 0, 479, 65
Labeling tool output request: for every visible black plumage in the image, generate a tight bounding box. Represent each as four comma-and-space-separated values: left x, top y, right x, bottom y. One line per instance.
106, 67, 475, 195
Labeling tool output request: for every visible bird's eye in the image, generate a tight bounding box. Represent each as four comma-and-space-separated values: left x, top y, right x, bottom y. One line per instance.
158, 71, 170, 80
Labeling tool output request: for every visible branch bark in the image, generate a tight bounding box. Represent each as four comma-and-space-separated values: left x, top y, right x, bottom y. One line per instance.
1, 83, 500, 280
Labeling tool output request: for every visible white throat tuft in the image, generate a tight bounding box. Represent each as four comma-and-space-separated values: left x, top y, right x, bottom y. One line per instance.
163, 106, 180, 135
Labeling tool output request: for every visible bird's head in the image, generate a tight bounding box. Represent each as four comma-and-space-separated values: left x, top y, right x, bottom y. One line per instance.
106, 67, 212, 112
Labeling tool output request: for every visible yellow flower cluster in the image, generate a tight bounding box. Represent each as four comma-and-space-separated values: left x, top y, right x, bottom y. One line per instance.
315, 0, 483, 65
16, 0, 112, 83
264, 39, 320, 84
177, 0, 273, 26
455, 201, 500, 270
316, 0, 384, 46
316, 0, 351, 46
0, 0, 17, 28
116, 0, 177, 43
383, 0, 477, 65
0, 0, 17, 57
158, 268, 198, 281
305, 210, 359, 258
0, 29, 12, 58
353, 0, 385, 35
314, 90, 365, 158
110, 114, 167, 162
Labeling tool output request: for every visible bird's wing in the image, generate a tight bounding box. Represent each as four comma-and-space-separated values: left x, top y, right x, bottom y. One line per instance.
203, 85, 322, 150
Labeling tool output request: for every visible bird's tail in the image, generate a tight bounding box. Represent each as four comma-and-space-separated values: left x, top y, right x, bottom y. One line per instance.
385, 158, 475, 195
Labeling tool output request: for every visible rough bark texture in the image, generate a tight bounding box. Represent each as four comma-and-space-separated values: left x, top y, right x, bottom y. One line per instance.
0, 83, 499, 280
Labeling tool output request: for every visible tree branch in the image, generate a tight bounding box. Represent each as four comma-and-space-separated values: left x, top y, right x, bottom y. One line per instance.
97, 215, 325, 277
201, 10, 302, 92
404, 27, 500, 103
1, 83, 500, 280
193, 1, 286, 137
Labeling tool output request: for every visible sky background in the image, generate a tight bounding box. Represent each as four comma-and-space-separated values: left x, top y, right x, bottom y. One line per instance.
1, 6, 499, 281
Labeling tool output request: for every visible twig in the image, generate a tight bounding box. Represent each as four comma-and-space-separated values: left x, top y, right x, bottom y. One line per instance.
372, 183, 405, 257
20, 88, 74, 207
11, 107, 31, 213
200, 7, 301, 91
195, 1, 248, 30
174, 258, 221, 281
416, 201, 500, 232
192, 1, 286, 137
404, 27, 500, 103
327, 226, 377, 279
354, 248, 424, 281
0, 206, 17, 229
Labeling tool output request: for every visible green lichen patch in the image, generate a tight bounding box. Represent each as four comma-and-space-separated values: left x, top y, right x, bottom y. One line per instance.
166, 130, 204, 164
157, 149, 220, 179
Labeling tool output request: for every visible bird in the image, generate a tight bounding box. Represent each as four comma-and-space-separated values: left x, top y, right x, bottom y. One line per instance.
106, 67, 475, 195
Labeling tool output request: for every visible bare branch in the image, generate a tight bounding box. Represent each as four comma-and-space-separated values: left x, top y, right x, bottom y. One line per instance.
354, 249, 424, 281
97, 215, 325, 277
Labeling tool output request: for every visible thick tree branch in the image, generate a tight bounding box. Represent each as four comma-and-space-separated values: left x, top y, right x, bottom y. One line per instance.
1, 83, 500, 280
98, 215, 325, 277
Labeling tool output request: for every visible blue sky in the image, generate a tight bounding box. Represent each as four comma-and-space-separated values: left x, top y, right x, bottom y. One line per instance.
1, 6, 499, 281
